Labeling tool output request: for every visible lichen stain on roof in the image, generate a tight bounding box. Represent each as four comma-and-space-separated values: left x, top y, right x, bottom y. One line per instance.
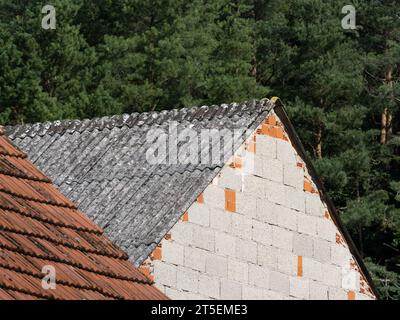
0, 132, 167, 300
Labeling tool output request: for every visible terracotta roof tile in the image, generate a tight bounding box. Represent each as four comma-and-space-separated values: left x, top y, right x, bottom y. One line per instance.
0, 130, 167, 300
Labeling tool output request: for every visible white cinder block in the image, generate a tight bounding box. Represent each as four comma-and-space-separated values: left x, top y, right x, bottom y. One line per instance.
253, 155, 264, 177
257, 245, 279, 270
192, 225, 215, 251
256, 198, 277, 225
331, 243, 351, 267
162, 241, 184, 265
242, 285, 265, 300
297, 213, 317, 236
220, 279, 242, 300
210, 207, 232, 233
272, 225, 293, 251
252, 219, 272, 246
265, 180, 286, 205
235, 238, 257, 263
285, 186, 306, 212
177, 267, 199, 292
184, 247, 207, 272
263, 290, 286, 300
215, 231, 236, 257
269, 271, 290, 295
276, 205, 297, 231
317, 218, 337, 242
321, 264, 342, 287
305, 193, 325, 217
277, 249, 297, 276
243, 175, 265, 198
231, 213, 253, 240
290, 277, 310, 300
153, 261, 177, 288
309, 281, 328, 300
206, 254, 228, 278
256, 135, 277, 159
328, 287, 347, 300
203, 184, 225, 210
188, 202, 210, 227
218, 166, 242, 191
262, 158, 283, 183
302, 257, 323, 282
249, 264, 270, 289
165, 287, 187, 300
198, 274, 220, 299
293, 233, 314, 258
228, 258, 249, 283
283, 164, 304, 189
313, 238, 331, 263
277, 139, 296, 165
170, 221, 193, 245
236, 192, 257, 218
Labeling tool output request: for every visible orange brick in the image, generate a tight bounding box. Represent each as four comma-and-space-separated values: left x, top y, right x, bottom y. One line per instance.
225, 189, 236, 213
197, 194, 204, 204
304, 179, 314, 193
273, 127, 284, 139
151, 246, 162, 261
265, 115, 277, 126
181, 211, 189, 222
164, 233, 171, 240
347, 291, 355, 300
139, 265, 154, 281
296, 162, 304, 168
297, 256, 303, 277
324, 210, 330, 219
247, 141, 256, 153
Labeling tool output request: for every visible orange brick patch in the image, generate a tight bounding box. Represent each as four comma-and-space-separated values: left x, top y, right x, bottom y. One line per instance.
347, 291, 355, 300
324, 210, 330, 219
297, 256, 303, 277
225, 189, 236, 213
247, 140, 256, 154
151, 245, 162, 261
197, 194, 204, 203
265, 115, 277, 126
296, 162, 304, 168
138, 266, 154, 282
304, 178, 317, 193
181, 211, 189, 222
229, 156, 242, 169
336, 233, 345, 246
164, 233, 171, 240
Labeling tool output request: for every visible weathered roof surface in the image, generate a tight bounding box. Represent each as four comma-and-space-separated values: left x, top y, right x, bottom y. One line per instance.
6, 99, 274, 265
0, 130, 167, 300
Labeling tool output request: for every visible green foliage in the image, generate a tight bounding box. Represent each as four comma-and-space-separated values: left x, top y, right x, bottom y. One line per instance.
0, 0, 399, 299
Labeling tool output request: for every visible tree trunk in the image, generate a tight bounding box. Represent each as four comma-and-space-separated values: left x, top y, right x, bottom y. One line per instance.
315, 126, 322, 159
380, 67, 394, 144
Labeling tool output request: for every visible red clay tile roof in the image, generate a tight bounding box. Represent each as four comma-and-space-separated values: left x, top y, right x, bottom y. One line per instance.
0, 131, 167, 300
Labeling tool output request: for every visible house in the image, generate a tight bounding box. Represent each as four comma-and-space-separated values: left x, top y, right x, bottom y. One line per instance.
0, 127, 167, 299
7, 98, 378, 300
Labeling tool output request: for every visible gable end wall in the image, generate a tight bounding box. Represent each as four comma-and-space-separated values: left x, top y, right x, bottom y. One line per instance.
140, 110, 376, 300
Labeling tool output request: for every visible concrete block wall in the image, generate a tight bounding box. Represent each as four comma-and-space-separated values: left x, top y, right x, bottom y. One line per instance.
140, 111, 376, 300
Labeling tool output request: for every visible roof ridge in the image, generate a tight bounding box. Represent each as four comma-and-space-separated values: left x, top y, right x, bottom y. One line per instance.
6, 99, 272, 138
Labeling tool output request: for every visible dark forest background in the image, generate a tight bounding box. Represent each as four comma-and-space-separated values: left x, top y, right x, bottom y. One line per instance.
0, 0, 399, 299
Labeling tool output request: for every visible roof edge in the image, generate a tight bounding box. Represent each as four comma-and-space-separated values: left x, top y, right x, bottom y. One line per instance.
272, 98, 380, 299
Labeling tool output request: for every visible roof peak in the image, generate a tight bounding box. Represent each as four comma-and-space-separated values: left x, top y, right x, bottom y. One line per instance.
6, 98, 274, 139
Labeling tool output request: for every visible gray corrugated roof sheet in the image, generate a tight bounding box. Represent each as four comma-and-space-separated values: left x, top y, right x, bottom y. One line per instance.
6, 99, 274, 265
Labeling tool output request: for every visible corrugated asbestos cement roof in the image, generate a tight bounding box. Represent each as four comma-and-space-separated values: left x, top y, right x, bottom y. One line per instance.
0, 129, 167, 300
6, 99, 274, 265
